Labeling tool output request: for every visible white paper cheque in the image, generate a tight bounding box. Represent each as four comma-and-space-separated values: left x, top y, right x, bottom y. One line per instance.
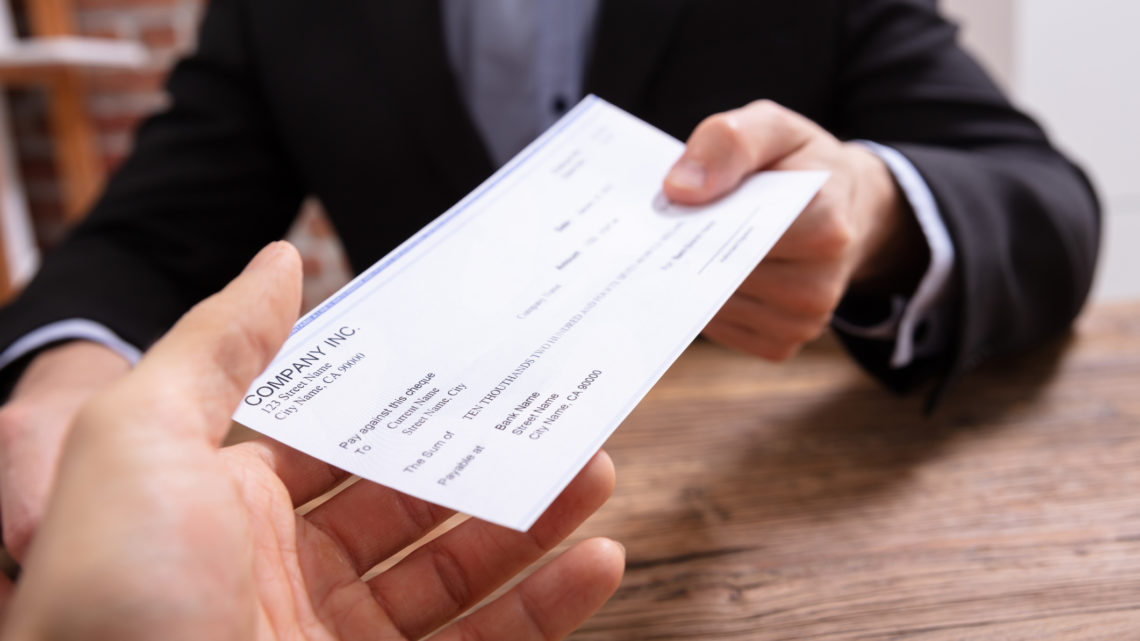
234, 96, 827, 530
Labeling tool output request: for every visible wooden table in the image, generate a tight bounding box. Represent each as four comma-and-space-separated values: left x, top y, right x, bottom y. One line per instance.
564, 301, 1140, 640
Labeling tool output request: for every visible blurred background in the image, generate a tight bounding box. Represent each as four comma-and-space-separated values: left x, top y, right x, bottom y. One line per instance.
1, 0, 1136, 311
0, 0, 350, 311
943, 0, 1139, 303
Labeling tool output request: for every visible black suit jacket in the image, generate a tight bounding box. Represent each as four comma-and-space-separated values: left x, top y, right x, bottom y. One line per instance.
0, 0, 1100, 397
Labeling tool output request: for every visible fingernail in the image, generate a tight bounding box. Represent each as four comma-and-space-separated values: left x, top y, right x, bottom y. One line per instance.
667, 158, 707, 190
243, 241, 286, 275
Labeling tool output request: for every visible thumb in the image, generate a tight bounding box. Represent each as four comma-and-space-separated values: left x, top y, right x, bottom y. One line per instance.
663, 99, 817, 205
104, 241, 303, 446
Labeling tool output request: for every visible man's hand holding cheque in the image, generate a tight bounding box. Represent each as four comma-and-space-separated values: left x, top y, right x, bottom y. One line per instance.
666, 100, 930, 363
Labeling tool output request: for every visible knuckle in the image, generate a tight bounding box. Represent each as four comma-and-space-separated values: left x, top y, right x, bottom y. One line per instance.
0, 404, 32, 439
392, 489, 445, 536
826, 280, 847, 307
7, 519, 30, 541
452, 616, 492, 641
813, 211, 855, 258
813, 281, 846, 315
423, 540, 474, 611
689, 113, 758, 175
799, 317, 831, 343
3, 525, 31, 558
773, 318, 819, 349
795, 291, 834, 318
698, 112, 747, 149
0, 400, 63, 448
746, 99, 802, 137
764, 343, 799, 363
746, 98, 782, 120
783, 280, 841, 319
72, 394, 110, 429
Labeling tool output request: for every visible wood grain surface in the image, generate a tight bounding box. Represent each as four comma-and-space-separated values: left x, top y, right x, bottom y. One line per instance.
561, 301, 1140, 640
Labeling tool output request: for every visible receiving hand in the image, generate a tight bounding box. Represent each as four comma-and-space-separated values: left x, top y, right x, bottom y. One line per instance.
664, 100, 927, 361
1, 241, 624, 641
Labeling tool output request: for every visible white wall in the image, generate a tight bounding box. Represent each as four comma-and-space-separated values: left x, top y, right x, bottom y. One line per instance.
942, 0, 1140, 301
941, 0, 1016, 90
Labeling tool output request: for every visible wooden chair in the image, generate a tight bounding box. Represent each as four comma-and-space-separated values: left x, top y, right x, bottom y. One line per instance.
0, 0, 146, 303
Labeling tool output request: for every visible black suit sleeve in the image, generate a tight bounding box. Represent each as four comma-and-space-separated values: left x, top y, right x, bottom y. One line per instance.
0, 0, 303, 358
832, 0, 1100, 395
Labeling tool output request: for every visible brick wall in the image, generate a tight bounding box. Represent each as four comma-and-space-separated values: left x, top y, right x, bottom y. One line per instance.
5, 0, 351, 311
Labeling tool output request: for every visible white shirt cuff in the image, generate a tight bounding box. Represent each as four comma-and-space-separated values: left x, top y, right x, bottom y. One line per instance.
0, 319, 142, 372
838, 141, 956, 368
